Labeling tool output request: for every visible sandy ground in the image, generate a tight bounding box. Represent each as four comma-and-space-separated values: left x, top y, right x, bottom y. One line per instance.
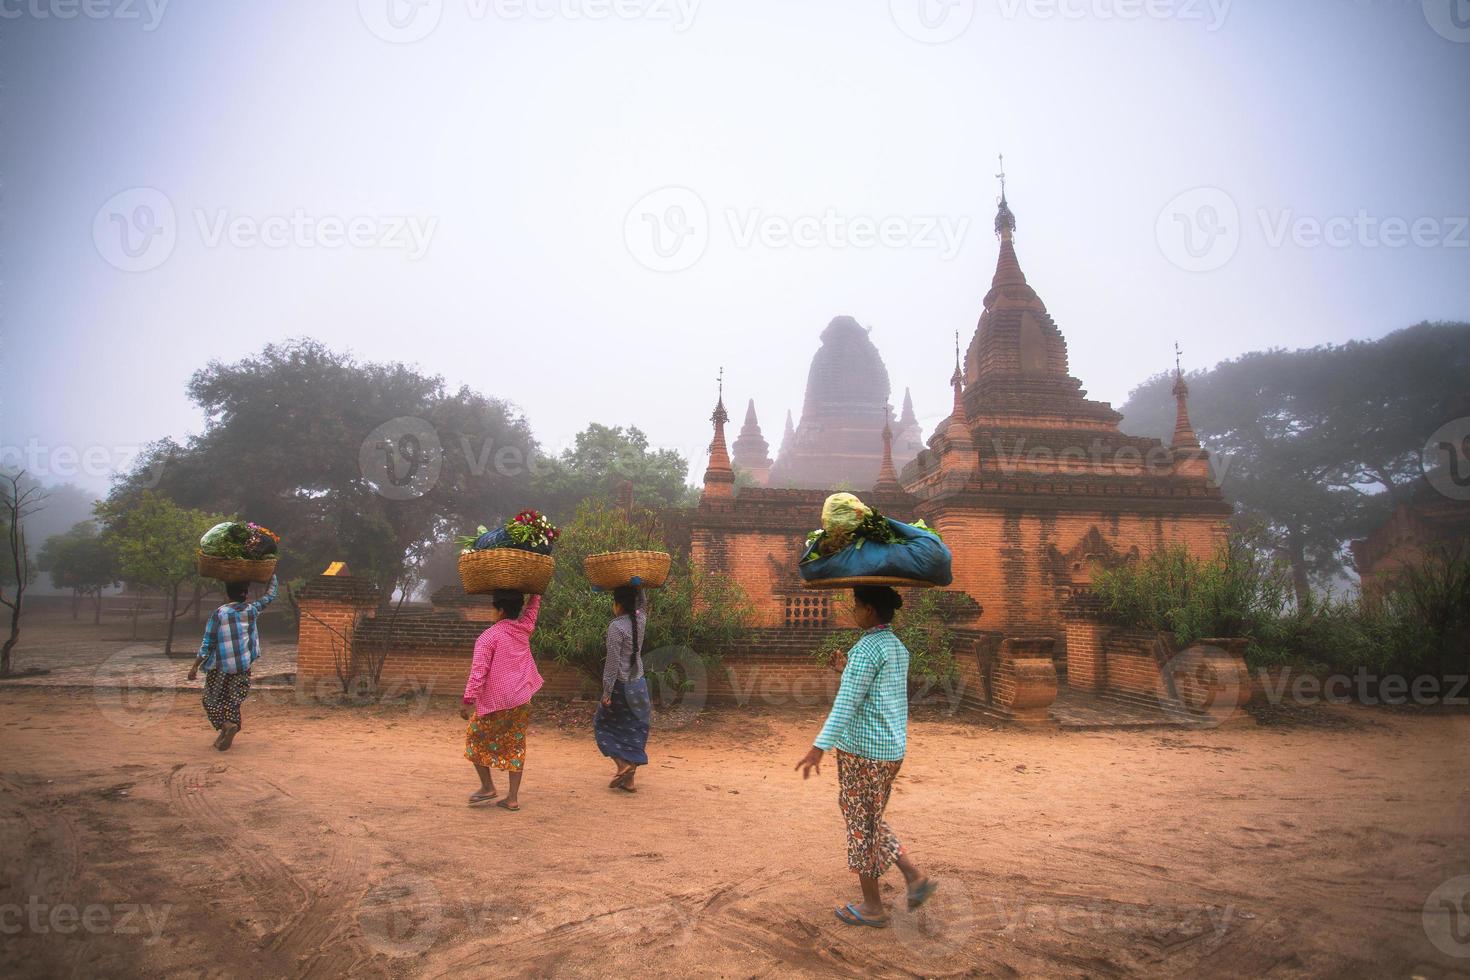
2, 676, 1469, 979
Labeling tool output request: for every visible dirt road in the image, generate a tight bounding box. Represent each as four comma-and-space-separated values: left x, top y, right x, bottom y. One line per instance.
1, 687, 1467, 978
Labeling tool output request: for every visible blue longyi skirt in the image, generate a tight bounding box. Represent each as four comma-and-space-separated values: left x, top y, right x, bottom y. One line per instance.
594, 677, 651, 765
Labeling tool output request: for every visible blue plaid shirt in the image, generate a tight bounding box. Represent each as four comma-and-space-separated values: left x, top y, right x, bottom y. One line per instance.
198, 577, 278, 674
814, 625, 910, 761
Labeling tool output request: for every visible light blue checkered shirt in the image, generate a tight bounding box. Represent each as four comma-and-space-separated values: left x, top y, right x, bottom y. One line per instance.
814, 625, 909, 761
198, 578, 278, 674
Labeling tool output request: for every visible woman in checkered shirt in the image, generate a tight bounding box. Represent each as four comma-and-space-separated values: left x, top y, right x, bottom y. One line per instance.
795, 585, 937, 927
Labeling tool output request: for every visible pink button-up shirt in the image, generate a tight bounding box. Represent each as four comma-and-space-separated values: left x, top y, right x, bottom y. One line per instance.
462, 594, 544, 715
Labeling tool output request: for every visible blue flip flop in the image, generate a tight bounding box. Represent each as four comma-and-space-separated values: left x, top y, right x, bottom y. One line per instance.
834, 903, 890, 928
907, 878, 938, 910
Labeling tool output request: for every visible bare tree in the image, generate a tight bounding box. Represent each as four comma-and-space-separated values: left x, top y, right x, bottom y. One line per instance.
1, 472, 49, 676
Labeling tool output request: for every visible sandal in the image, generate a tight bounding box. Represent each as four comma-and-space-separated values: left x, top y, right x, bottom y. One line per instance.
907, 878, 938, 910
610, 768, 636, 791
834, 903, 889, 928
496, 799, 521, 812
468, 790, 498, 806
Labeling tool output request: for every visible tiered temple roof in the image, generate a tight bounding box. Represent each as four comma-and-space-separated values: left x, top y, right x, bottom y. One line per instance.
731, 399, 774, 486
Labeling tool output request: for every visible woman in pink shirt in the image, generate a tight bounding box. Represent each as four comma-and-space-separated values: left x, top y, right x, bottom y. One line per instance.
461, 588, 544, 811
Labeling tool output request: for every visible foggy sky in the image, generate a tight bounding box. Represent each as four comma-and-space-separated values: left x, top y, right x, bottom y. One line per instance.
3, 0, 1468, 496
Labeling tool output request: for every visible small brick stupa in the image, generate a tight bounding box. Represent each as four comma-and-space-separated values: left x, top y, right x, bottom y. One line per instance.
731, 399, 774, 486
769, 315, 896, 490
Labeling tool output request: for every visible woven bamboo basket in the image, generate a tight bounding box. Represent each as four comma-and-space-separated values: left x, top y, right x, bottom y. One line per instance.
458, 549, 555, 595
197, 552, 277, 584
584, 550, 671, 590
800, 575, 939, 590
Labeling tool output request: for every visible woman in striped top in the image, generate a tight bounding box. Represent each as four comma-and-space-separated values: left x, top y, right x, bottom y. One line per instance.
595, 585, 650, 792
796, 585, 936, 927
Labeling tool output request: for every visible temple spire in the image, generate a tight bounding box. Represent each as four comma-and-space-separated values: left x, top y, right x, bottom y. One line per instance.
875, 415, 900, 492
899, 388, 917, 427
1171, 343, 1201, 450
732, 398, 773, 486
702, 367, 734, 500
950, 331, 965, 417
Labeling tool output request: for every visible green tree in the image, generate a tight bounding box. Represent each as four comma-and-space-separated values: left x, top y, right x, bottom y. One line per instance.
530, 500, 751, 690
38, 522, 120, 623
97, 492, 225, 655
1119, 321, 1470, 600
535, 423, 696, 522
0, 471, 47, 676
106, 340, 539, 603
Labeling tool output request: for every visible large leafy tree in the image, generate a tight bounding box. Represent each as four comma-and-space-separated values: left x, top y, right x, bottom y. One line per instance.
97, 492, 225, 655
1120, 321, 1470, 600
106, 340, 538, 602
38, 521, 120, 623
537, 423, 696, 521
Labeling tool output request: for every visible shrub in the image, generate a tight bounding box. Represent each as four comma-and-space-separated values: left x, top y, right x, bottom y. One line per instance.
530, 501, 752, 690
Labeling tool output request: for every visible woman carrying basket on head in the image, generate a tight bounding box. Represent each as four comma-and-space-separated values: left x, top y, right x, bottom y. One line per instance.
461, 588, 543, 812
795, 585, 936, 927
595, 585, 650, 792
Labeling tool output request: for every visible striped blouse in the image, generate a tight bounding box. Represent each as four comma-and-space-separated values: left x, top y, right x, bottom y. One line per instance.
601, 591, 647, 700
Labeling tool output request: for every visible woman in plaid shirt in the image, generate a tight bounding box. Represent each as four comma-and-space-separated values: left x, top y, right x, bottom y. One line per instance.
796, 585, 936, 927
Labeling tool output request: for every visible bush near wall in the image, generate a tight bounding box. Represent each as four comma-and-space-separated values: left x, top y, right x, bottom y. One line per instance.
1093, 536, 1470, 677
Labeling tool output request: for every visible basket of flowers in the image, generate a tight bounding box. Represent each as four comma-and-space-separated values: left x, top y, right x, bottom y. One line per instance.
584, 550, 672, 590
799, 493, 952, 590
457, 510, 558, 595
197, 521, 280, 583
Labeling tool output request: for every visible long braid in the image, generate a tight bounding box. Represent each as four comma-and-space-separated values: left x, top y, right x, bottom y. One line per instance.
613, 585, 641, 678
